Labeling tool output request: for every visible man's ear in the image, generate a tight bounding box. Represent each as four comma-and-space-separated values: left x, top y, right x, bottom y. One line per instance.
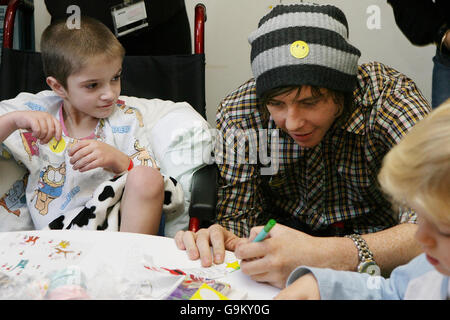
46, 76, 67, 98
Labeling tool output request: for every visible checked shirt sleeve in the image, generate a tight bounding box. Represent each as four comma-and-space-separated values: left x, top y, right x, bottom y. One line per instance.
214, 80, 265, 237
363, 63, 431, 224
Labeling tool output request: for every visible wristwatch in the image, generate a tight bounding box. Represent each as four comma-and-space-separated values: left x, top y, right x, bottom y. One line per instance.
345, 234, 380, 275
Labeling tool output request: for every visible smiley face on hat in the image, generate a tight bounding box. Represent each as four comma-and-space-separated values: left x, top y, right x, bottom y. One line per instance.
290, 40, 309, 59
248, 3, 361, 97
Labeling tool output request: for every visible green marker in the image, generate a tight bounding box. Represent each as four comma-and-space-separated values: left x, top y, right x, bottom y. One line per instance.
253, 219, 276, 242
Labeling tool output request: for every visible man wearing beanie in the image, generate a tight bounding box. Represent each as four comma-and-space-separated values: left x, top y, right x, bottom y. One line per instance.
175, 3, 430, 288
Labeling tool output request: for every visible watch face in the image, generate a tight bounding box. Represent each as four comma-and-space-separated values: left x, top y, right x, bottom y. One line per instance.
358, 261, 380, 276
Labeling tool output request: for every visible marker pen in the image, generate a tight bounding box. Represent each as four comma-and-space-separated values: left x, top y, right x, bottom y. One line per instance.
253, 219, 276, 242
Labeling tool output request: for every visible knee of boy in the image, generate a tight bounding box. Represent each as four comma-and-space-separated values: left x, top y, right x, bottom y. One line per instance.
127, 165, 164, 197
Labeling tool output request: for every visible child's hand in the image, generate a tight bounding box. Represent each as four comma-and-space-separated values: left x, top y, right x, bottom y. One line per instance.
13, 111, 62, 144
68, 140, 130, 174
273, 272, 321, 300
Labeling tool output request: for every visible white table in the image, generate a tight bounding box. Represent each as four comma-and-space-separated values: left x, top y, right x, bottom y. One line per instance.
0, 230, 280, 300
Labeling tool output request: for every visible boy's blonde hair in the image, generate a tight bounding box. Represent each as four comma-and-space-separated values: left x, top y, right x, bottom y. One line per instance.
40, 16, 125, 88
378, 99, 450, 224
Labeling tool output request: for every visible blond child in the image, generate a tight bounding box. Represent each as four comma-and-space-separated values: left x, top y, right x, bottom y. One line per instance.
275, 99, 450, 300
0, 17, 183, 234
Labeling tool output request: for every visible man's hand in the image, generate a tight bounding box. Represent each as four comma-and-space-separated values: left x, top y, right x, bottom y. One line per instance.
174, 224, 244, 267
235, 224, 326, 288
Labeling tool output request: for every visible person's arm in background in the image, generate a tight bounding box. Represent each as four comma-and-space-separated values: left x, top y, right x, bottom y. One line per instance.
387, 0, 446, 46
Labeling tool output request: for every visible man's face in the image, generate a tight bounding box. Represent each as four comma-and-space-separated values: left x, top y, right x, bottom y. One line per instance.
265, 86, 341, 148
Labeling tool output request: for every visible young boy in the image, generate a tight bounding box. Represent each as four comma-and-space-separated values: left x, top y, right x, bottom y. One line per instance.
0, 17, 183, 234
275, 99, 450, 300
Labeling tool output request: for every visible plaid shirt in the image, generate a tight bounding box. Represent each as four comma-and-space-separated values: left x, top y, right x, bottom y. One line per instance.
215, 62, 431, 237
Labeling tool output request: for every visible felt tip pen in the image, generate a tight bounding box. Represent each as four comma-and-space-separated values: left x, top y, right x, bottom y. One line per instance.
253, 219, 276, 242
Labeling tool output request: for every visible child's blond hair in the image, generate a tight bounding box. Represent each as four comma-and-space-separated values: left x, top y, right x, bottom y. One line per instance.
378, 99, 450, 224
40, 16, 125, 88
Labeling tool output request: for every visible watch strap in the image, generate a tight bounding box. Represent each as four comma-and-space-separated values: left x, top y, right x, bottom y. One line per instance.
345, 233, 378, 274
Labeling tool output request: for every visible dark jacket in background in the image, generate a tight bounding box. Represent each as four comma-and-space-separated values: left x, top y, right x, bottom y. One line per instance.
44, 0, 191, 55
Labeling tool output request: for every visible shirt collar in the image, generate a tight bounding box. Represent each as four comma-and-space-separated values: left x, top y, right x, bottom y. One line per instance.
340, 104, 366, 135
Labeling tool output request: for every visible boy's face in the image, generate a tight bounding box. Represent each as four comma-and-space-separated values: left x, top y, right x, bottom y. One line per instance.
58, 54, 123, 119
415, 206, 450, 276
265, 86, 341, 148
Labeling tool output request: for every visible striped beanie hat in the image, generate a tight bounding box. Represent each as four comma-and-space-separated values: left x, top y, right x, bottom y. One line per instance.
249, 3, 361, 97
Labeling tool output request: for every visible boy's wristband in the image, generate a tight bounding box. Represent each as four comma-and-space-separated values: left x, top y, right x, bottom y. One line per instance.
127, 159, 134, 171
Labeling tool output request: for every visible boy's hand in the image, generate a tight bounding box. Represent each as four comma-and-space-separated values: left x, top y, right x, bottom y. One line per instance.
13, 111, 62, 144
274, 273, 321, 300
68, 140, 130, 174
